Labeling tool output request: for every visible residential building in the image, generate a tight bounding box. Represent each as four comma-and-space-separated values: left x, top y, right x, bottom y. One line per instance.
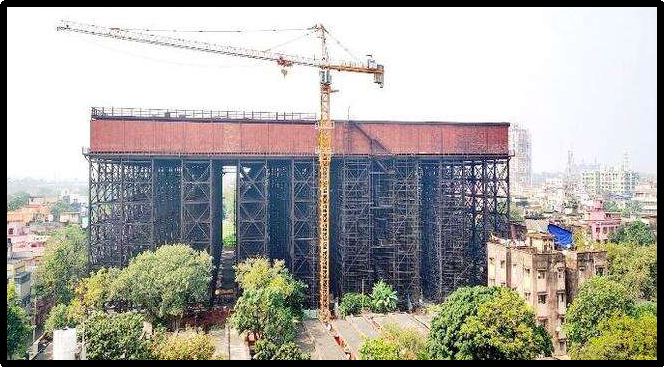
7, 258, 31, 308
564, 249, 608, 305
633, 183, 657, 217
582, 199, 621, 242
59, 212, 81, 225
508, 123, 532, 194
487, 233, 607, 356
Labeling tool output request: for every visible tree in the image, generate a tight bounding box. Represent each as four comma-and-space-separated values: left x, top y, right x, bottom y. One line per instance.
427, 286, 499, 359
50, 199, 75, 223
231, 288, 299, 345
33, 226, 88, 305
152, 330, 216, 360
370, 280, 398, 313
339, 292, 371, 317
572, 229, 591, 250
44, 304, 75, 337
610, 221, 656, 246
509, 206, 524, 222
600, 242, 657, 301
111, 244, 213, 326
571, 313, 657, 360
83, 311, 153, 360
603, 200, 620, 213
230, 258, 306, 358
458, 288, 552, 359
7, 282, 32, 359
360, 323, 428, 360
234, 258, 306, 317
564, 276, 635, 349
634, 301, 657, 317
621, 200, 643, 218
7, 191, 30, 212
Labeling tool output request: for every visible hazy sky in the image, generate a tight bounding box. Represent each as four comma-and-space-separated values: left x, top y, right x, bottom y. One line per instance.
7, 7, 657, 180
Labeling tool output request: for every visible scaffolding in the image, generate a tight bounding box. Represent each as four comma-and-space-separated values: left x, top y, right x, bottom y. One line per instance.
87, 154, 509, 308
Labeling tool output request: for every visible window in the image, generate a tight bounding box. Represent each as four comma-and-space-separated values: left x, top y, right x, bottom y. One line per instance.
538, 294, 547, 304
500, 260, 505, 269
596, 227, 600, 233
537, 318, 548, 329
8, 228, 14, 235
603, 227, 607, 234
489, 257, 494, 265
537, 270, 546, 279
558, 268, 564, 279
595, 267, 604, 276
559, 341, 566, 351
524, 292, 531, 301
557, 293, 565, 305
488, 278, 495, 286
524, 268, 531, 277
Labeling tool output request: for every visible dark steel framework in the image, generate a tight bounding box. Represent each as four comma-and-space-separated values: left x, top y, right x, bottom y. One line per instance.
87, 154, 509, 307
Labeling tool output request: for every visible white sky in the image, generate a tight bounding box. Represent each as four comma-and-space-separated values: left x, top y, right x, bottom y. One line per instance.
7, 7, 657, 180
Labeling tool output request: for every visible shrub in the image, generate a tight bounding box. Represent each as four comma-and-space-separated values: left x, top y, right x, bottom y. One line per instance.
359, 337, 400, 360
152, 330, 215, 360
254, 340, 309, 360
83, 311, 153, 360
370, 280, 397, 313
339, 293, 370, 317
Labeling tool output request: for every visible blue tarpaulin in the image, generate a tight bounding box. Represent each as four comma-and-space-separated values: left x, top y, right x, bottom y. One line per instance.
547, 224, 573, 249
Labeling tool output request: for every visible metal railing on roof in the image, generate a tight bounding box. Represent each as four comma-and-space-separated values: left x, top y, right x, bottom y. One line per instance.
91, 107, 317, 121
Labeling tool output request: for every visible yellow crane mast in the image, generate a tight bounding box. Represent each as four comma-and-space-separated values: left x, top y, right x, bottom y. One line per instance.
57, 20, 384, 321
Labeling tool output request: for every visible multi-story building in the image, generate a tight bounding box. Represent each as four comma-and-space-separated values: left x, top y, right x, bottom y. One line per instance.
582, 199, 621, 243
578, 153, 639, 197
633, 183, 657, 217
487, 233, 607, 356
509, 123, 532, 194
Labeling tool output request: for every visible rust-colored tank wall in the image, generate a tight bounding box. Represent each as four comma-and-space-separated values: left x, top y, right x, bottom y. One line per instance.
89, 119, 508, 156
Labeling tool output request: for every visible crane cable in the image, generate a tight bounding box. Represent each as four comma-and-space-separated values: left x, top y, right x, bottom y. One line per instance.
323, 28, 363, 62
262, 28, 317, 52
122, 26, 314, 33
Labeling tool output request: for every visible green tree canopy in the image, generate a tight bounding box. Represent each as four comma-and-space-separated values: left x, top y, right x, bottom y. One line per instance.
426, 286, 499, 359
458, 288, 552, 359
621, 200, 643, 218
571, 313, 657, 360
33, 226, 88, 305
7, 191, 30, 212
564, 276, 635, 349
7, 282, 32, 358
44, 303, 76, 337
50, 199, 76, 222
83, 311, 153, 360
111, 244, 213, 324
609, 220, 656, 246
230, 257, 307, 359
600, 242, 657, 301
152, 330, 216, 360
603, 200, 620, 213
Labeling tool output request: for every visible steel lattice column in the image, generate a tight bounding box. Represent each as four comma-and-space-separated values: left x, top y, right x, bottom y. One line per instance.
181, 160, 212, 253
236, 160, 269, 261
290, 158, 319, 307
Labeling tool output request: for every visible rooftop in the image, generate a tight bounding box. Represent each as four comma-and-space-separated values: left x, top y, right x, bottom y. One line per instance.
91, 106, 510, 126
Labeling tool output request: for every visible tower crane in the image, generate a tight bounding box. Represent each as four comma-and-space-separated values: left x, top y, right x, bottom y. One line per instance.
57, 20, 384, 321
